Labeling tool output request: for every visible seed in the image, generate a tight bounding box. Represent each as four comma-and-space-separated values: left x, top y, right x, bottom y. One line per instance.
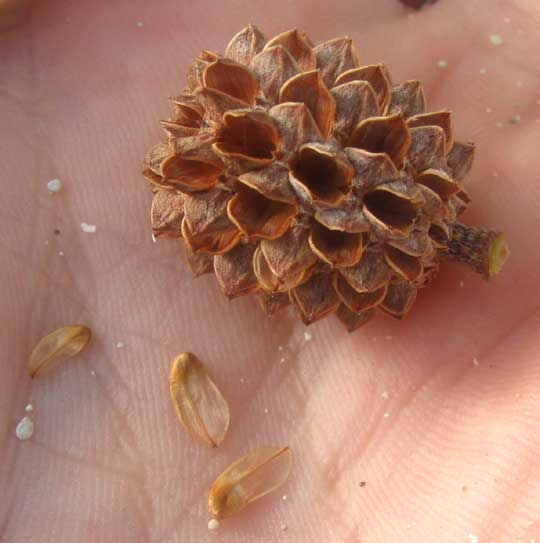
28, 325, 92, 378
208, 446, 293, 519
169, 352, 230, 448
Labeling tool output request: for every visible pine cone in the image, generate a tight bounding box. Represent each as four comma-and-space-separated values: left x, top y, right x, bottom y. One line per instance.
143, 26, 509, 331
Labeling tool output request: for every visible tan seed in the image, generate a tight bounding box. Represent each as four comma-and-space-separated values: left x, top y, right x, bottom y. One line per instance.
208, 446, 293, 519
169, 352, 230, 448
28, 325, 91, 378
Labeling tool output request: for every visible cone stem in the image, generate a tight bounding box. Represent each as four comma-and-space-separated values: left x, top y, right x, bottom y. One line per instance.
446, 223, 509, 279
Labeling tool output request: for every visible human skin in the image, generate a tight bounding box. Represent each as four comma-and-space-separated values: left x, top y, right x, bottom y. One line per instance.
1, 0, 540, 541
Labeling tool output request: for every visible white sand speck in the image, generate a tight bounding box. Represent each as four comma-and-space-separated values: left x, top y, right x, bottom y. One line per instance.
80, 222, 97, 234
47, 178, 63, 193
485, 107, 493, 113
479, 67, 487, 74
116, 342, 125, 349
151, 233, 157, 243
383, 412, 390, 418
282, 495, 288, 501
264, 408, 269, 414
489, 34, 504, 46
25, 404, 33, 412
281, 523, 288, 531
280, 357, 286, 364
16, 417, 34, 440
381, 391, 389, 399
437, 60, 448, 68
207, 518, 220, 531
304, 330, 313, 342
469, 534, 479, 543
136, 21, 144, 28
58, 250, 65, 256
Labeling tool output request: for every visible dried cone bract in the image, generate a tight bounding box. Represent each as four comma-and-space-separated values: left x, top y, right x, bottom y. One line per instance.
144, 26, 508, 331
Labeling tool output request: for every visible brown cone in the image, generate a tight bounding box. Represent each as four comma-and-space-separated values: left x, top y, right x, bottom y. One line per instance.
143, 26, 507, 331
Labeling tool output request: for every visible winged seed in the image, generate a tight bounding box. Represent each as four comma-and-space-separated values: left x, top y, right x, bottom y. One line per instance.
28, 325, 92, 378
169, 352, 230, 448
208, 446, 292, 519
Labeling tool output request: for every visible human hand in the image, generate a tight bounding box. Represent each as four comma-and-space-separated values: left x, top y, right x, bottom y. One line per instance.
1, 1, 539, 541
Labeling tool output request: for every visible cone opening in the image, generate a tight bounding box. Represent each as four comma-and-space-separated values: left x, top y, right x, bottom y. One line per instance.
309, 222, 363, 267
217, 113, 278, 160
174, 103, 204, 128
161, 155, 222, 184
364, 189, 417, 230
203, 59, 259, 105
228, 186, 296, 240
428, 223, 449, 246
291, 146, 351, 204
348, 114, 410, 167
416, 170, 458, 201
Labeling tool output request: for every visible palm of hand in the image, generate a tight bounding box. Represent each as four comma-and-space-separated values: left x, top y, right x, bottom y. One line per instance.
2, 0, 540, 541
